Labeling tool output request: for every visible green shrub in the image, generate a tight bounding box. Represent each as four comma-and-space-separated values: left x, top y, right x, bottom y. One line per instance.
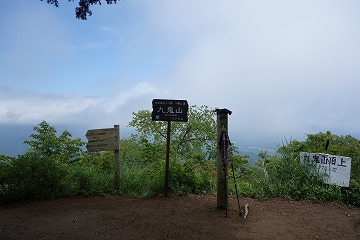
69, 165, 114, 197
118, 158, 216, 197
341, 178, 360, 207
245, 148, 344, 203
1, 153, 70, 202
119, 161, 163, 197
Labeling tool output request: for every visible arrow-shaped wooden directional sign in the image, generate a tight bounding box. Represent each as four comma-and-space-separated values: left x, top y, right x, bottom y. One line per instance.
86, 128, 118, 141
86, 139, 119, 152
85, 127, 119, 152
85, 125, 121, 190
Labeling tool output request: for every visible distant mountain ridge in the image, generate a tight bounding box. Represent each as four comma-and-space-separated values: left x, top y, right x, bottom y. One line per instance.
239, 146, 277, 164
0, 124, 277, 163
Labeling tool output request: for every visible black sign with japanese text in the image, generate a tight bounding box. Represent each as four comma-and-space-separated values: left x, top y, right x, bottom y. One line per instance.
152, 99, 188, 122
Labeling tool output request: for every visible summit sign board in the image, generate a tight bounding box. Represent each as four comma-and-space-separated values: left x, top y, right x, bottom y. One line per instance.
300, 152, 352, 187
151, 99, 188, 122
151, 99, 188, 197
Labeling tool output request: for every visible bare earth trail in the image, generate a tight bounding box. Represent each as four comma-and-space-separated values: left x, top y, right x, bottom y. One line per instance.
1, 194, 359, 240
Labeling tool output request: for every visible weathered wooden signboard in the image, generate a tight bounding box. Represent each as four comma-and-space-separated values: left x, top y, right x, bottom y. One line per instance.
86, 128, 119, 142
151, 99, 189, 197
152, 99, 189, 122
86, 139, 119, 152
85, 125, 120, 189
86, 127, 119, 152
300, 152, 352, 187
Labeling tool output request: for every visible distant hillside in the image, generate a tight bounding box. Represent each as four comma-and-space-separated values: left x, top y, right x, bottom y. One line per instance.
239, 146, 277, 164
0, 124, 277, 162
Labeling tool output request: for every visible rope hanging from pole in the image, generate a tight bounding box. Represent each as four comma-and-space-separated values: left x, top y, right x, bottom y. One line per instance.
222, 131, 241, 217
221, 131, 228, 217
229, 144, 241, 216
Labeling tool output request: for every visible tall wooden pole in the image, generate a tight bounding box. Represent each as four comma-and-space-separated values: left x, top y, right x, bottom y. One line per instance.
164, 121, 171, 197
215, 109, 232, 210
114, 125, 120, 190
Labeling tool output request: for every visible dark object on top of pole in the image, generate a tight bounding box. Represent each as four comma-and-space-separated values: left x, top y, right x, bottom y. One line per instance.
215, 108, 232, 115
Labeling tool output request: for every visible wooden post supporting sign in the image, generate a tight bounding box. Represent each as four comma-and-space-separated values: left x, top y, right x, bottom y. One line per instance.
86, 125, 120, 190
113, 125, 121, 190
152, 99, 188, 197
164, 121, 171, 196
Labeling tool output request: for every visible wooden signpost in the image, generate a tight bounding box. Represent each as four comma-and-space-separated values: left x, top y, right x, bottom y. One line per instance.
215, 108, 232, 212
85, 139, 119, 152
85, 125, 120, 189
152, 99, 189, 196
86, 127, 119, 142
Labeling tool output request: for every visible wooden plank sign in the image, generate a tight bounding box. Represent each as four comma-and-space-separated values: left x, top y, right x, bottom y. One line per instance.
86, 128, 118, 141
85, 125, 121, 190
85, 126, 119, 152
86, 139, 119, 152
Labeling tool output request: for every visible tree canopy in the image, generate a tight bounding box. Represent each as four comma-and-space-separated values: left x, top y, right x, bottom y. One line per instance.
127, 105, 217, 163
41, 0, 118, 20
24, 120, 84, 162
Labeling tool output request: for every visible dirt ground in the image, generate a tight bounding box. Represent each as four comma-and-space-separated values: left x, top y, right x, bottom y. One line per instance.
1, 194, 359, 240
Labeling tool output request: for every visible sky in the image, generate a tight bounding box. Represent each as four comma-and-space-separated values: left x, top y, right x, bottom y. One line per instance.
1, 0, 360, 156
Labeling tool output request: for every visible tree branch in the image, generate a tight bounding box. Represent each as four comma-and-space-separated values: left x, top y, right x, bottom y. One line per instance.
41, 0, 118, 20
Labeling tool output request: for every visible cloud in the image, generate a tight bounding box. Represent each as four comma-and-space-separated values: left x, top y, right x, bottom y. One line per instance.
141, 0, 360, 144
0, 87, 96, 124
0, 83, 162, 127
1, 0, 360, 153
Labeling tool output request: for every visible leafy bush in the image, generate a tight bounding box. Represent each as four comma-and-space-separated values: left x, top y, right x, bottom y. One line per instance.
242, 147, 342, 202
2, 118, 360, 208
170, 160, 206, 194
69, 164, 114, 197
119, 158, 216, 197
244, 137, 360, 207
24, 120, 84, 162
0, 121, 87, 203
119, 161, 164, 197
1, 153, 70, 202
128, 105, 217, 163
